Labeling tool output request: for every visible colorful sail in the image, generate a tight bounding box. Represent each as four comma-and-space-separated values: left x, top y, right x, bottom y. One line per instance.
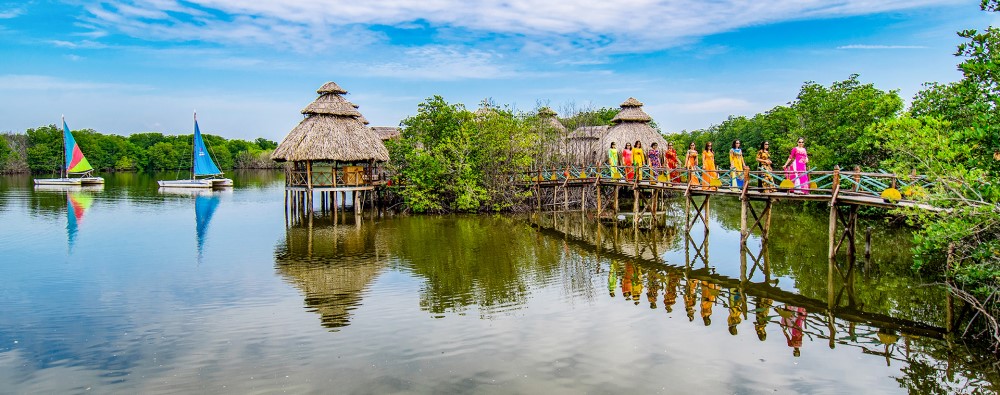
63, 120, 93, 174
192, 117, 222, 176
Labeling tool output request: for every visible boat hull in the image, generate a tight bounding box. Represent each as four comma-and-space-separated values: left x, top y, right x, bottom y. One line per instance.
34, 178, 82, 186
157, 178, 233, 188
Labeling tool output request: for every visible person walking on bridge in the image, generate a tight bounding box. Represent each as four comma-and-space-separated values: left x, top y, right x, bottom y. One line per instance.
608, 142, 621, 179
665, 142, 680, 184
756, 141, 775, 193
632, 141, 646, 181
648, 142, 662, 180
622, 142, 634, 182
685, 142, 701, 188
729, 140, 746, 190
783, 137, 810, 194
702, 142, 720, 191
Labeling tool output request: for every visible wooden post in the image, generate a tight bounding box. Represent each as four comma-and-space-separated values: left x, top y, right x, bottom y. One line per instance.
828, 204, 838, 260
847, 205, 858, 261
614, 186, 620, 215
651, 189, 658, 227
596, 182, 602, 218
581, 186, 587, 213
632, 188, 640, 228
564, 185, 569, 212
740, 198, 748, 245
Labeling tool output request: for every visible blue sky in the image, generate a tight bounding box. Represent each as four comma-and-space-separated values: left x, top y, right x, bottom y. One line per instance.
0, 0, 991, 140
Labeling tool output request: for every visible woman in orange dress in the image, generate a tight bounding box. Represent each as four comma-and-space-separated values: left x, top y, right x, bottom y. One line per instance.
685, 142, 701, 188
664, 142, 680, 184
702, 142, 719, 191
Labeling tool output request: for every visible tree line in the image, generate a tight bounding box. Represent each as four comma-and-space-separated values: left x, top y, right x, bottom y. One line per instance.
0, 125, 280, 174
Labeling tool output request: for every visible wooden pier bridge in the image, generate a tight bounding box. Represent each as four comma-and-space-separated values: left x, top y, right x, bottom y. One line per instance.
522, 164, 946, 262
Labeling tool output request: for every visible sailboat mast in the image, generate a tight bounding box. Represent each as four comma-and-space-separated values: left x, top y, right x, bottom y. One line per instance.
192, 111, 197, 180
61, 115, 66, 179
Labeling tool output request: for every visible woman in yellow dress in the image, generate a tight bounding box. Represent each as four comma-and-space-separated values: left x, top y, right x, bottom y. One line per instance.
685, 142, 701, 188
729, 140, 746, 190
702, 142, 719, 191
632, 140, 645, 181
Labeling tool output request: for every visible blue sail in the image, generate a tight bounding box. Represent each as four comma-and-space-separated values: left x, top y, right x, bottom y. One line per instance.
192, 118, 222, 176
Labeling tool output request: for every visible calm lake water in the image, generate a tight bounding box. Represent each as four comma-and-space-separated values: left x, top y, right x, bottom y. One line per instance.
1, 171, 997, 394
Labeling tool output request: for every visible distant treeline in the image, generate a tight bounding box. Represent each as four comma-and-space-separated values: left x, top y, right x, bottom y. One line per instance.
0, 125, 281, 174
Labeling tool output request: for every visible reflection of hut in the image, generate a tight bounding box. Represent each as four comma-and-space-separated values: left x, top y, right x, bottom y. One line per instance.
271, 82, 390, 213
601, 97, 666, 152
274, 218, 386, 330
567, 125, 608, 166
371, 126, 401, 141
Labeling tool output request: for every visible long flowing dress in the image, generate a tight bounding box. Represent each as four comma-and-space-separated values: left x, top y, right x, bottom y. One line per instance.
685, 149, 700, 187
756, 150, 774, 192
665, 148, 680, 183
787, 147, 809, 194
729, 148, 745, 188
622, 148, 634, 181
632, 147, 645, 181
702, 150, 719, 190
647, 148, 661, 178
608, 148, 620, 179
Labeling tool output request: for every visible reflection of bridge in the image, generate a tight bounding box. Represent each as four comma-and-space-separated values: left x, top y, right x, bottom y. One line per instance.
522, 164, 958, 266
531, 211, 951, 342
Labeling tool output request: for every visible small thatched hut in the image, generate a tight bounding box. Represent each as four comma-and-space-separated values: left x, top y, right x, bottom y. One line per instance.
601, 97, 666, 153
371, 126, 401, 141
567, 125, 608, 166
271, 82, 389, 191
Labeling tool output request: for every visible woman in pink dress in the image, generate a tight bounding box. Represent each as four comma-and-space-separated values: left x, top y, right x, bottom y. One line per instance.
783, 137, 809, 194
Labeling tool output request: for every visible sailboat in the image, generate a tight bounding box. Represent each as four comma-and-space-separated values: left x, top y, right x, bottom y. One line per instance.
157, 113, 233, 188
33, 117, 105, 186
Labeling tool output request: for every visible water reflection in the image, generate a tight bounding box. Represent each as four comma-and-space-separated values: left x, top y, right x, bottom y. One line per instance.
274, 215, 387, 330
158, 188, 227, 260
32, 184, 103, 252
532, 208, 1000, 392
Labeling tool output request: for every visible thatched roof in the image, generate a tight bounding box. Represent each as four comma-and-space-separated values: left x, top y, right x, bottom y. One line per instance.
272, 81, 390, 162
611, 97, 652, 123
537, 107, 567, 134
372, 126, 401, 141
602, 97, 666, 149
569, 125, 608, 140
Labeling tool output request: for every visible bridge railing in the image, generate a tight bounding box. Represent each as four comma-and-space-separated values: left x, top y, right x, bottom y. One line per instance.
521, 164, 936, 203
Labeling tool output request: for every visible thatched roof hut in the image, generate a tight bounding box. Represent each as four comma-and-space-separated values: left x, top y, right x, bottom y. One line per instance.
372, 126, 401, 141
601, 97, 666, 151
271, 82, 389, 163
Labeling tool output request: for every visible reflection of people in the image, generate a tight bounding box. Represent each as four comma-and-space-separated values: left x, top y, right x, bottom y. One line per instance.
631, 265, 643, 306
608, 260, 618, 297
622, 262, 634, 300
646, 271, 660, 309
663, 272, 680, 313
754, 297, 774, 341
780, 305, 807, 357
684, 278, 698, 321
701, 281, 720, 326
727, 288, 745, 335
782, 137, 810, 194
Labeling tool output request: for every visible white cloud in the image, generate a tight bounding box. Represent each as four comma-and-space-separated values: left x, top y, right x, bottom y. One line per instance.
358, 46, 516, 80
0, 5, 24, 19
81, 0, 959, 54
837, 44, 929, 49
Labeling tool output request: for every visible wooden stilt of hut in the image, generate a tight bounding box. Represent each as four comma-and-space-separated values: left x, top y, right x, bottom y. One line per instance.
271, 81, 390, 214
